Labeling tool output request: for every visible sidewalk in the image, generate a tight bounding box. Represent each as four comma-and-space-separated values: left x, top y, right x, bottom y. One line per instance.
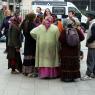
0, 41, 95, 95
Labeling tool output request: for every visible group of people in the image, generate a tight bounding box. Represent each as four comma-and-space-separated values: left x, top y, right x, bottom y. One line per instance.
0, 5, 95, 82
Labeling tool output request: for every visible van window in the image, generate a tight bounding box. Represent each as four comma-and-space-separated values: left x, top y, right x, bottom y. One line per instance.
52, 7, 65, 15
32, 1, 66, 15
68, 7, 80, 14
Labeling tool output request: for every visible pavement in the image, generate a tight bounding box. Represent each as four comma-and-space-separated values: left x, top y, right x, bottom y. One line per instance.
0, 34, 95, 95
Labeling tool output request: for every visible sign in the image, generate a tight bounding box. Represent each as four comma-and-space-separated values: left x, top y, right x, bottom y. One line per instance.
52, 7, 65, 15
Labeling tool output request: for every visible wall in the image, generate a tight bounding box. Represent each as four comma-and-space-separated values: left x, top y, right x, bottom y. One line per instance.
21, 0, 32, 18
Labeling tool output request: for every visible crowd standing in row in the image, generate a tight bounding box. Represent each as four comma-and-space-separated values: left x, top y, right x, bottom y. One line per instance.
0, 5, 95, 82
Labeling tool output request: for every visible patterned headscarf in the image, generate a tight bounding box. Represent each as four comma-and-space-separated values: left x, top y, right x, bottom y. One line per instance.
42, 16, 53, 30
9, 16, 22, 31
9, 16, 22, 25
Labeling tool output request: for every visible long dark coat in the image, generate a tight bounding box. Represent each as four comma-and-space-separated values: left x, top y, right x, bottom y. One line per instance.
59, 28, 84, 80
7, 22, 22, 72
7, 23, 22, 59
20, 20, 36, 66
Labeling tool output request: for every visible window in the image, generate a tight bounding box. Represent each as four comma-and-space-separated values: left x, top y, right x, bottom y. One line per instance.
52, 7, 65, 15
68, 7, 80, 14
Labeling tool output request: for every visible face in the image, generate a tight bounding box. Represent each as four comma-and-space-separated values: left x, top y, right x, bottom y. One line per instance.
43, 18, 51, 28
45, 16, 53, 23
87, 15, 95, 22
45, 9, 51, 16
68, 12, 74, 18
2, 5, 7, 11
87, 16, 91, 22
36, 7, 41, 13
4, 10, 11, 16
52, 15, 57, 22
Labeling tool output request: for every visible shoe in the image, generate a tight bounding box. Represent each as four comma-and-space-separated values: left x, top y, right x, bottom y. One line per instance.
11, 71, 19, 74
28, 73, 38, 78
23, 73, 28, 76
90, 73, 95, 78
11, 69, 20, 74
81, 75, 92, 81
28, 73, 33, 77
61, 79, 75, 82
32, 73, 38, 77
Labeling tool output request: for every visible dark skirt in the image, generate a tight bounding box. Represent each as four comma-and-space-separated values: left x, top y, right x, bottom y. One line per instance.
22, 56, 35, 74
60, 57, 80, 81
7, 47, 22, 72
59, 28, 83, 81
60, 46, 81, 81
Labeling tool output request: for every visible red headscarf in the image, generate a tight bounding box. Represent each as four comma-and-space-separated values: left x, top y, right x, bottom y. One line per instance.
9, 16, 22, 31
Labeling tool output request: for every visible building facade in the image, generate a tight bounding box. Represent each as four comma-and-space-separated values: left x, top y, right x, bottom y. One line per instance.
1, 0, 22, 11
1, 0, 95, 12
0, 0, 33, 18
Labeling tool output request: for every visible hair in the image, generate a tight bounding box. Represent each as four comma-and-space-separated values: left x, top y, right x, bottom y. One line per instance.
68, 10, 75, 15
89, 15, 95, 20
14, 10, 20, 17
27, 12, 36, 21
52, 13, 57, 18
44, 8, 52, 18
37, 7, 41, 11
10, 16, 22, 25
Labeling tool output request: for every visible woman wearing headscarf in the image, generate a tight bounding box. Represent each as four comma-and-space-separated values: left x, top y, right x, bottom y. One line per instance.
30, 16, 60, 79
20, 12, 36, 76
7, 11, 22, 74
34, 14, 43, 27
59, 22, 84, 82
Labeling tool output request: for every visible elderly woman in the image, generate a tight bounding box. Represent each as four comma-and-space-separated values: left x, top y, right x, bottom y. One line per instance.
30, 16, 60, 79
20, 12, 36, 76
7, 12, 22, 74
59, 22, 84, 82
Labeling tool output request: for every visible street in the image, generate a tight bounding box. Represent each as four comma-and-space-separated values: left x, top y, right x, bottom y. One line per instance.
0, 34, 95, 95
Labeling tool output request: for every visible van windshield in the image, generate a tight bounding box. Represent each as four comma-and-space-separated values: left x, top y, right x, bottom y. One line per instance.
32, 1, 66, 15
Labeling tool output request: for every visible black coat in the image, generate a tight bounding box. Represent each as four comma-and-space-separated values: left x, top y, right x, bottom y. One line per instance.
20, 20, 36, 56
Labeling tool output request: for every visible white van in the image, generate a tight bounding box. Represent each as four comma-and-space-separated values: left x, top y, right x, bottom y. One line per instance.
32, 1, 87, 27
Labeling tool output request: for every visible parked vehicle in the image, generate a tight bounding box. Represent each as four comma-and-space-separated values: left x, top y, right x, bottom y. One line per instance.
32, 1, 87, 29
